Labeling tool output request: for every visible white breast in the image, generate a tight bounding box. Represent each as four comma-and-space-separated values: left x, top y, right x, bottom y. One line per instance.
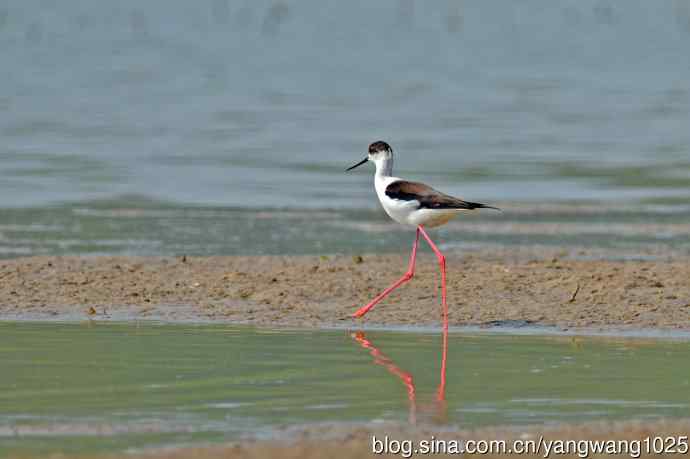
374, 176, 420, 226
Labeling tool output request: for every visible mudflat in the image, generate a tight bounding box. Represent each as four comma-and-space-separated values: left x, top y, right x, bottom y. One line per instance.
1, 252, 688, 330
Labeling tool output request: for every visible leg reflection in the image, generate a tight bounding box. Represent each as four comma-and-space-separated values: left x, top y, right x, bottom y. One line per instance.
435, 325, 449, 424
351, 329, 448, 425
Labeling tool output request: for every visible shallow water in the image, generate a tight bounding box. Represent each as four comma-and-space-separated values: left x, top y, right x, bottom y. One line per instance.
1, 322, 689, 455
1, 1, 690, 259
1, 196, 689, 258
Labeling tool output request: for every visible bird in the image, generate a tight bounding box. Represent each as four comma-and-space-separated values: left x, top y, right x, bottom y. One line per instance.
347, 140, 499, 327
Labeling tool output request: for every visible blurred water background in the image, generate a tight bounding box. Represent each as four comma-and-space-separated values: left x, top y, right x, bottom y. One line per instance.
1, 0, 689, 257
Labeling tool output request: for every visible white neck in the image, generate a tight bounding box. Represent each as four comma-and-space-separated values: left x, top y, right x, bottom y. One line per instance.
373, 157, 393, 178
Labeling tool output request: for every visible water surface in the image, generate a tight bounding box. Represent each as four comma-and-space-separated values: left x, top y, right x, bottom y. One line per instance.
1, 1, 690, 258
1, 322, 689, 455
1, 196, 688, 258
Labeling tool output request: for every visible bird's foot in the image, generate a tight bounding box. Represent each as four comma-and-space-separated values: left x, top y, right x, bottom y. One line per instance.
352, 305, 372, 318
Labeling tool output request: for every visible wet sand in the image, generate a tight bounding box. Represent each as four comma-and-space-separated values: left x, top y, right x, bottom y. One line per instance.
28, 419, 687, 459
1, 252, 689, 330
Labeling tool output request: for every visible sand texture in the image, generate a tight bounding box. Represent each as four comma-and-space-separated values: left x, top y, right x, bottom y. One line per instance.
1, 254, 688, 330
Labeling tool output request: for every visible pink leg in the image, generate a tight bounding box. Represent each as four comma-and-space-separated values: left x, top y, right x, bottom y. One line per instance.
418, 226, 448, 331
353, 228, 420, 318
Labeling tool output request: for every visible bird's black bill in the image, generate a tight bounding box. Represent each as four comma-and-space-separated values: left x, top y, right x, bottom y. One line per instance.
346, 158, 368, 171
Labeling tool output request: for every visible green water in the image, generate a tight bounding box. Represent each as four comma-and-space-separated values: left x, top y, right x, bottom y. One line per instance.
1, 323, 689, 455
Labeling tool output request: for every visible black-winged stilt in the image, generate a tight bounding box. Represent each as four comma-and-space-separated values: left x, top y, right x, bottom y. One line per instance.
347, 141, 499, 327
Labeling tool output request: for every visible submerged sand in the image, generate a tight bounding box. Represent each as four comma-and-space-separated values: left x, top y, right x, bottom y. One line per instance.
1, 252, 688, 330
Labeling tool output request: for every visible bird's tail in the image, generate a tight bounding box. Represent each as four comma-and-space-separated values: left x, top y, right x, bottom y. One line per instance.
464, 201, 501, 211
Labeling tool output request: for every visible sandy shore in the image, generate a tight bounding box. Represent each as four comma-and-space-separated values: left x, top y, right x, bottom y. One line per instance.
1, 253, 688, 330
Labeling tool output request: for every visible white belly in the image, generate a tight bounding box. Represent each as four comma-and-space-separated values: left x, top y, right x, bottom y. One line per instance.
407, 208, 460, 227
381, 199, 462, 227
380, 197, 420, 226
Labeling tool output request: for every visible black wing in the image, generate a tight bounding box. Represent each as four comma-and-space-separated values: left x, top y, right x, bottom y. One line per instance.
385, 180, 499, 210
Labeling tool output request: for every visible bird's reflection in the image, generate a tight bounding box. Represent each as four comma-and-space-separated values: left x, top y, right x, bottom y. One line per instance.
351, 327, 448, 425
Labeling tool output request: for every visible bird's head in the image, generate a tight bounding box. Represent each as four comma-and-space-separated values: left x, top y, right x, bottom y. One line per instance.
346, 141, 393, 171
